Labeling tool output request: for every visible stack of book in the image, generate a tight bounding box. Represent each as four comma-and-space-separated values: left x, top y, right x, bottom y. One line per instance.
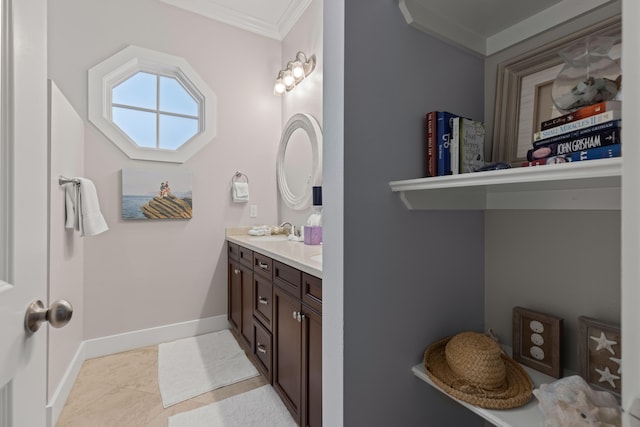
523, 100, 621, 167
425, 111, 485, 177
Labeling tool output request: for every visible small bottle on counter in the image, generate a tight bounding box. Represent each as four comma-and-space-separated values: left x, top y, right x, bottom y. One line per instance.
304, 186, 322, 245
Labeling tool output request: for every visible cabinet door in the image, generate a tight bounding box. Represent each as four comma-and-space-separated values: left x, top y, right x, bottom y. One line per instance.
228, 258, 242, 332
273, 285, 302, 424
302, 306, 322, 427
253, 273, 273, 331
253, 319, 273, 383
240, 262, 254, 350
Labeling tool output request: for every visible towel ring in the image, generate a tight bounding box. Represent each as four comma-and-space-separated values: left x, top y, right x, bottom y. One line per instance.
232, 171, 249, 183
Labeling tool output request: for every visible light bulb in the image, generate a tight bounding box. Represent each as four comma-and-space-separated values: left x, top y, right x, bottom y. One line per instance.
292, 61, 304, 79
274, 79, 285, 95
283, 70, 295, 88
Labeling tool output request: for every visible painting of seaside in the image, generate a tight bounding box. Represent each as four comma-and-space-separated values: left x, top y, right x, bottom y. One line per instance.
122, 169, 193, 220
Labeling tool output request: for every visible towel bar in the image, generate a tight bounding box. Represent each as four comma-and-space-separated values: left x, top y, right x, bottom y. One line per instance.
59, 176, 80, 186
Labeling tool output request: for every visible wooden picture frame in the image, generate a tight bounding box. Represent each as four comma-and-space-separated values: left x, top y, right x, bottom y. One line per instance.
512, 306, 563, 378
578, 316, 621, 397
491, 16, 621, 166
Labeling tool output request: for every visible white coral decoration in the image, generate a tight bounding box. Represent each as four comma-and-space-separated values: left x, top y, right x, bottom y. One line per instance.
533, 375, 621, 427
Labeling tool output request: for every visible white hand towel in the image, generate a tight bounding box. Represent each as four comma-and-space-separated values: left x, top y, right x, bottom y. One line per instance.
76, 178, 109, 236
64, 183, 78, 230
232, 182, 249, 203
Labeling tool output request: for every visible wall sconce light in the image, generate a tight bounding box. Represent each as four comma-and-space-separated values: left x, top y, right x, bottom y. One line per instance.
273, 51, 316, 95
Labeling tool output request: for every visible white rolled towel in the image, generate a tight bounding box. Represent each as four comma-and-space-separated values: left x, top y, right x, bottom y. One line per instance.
76, 178, 109, 236
232, 182, 249, 203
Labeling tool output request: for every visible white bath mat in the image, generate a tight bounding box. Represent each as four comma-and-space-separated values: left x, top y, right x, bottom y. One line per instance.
158, 329, 260, 408
168, 385, 297, 427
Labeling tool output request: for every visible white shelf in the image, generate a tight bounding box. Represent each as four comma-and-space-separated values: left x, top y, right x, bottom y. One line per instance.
412, 362, 557, 427
389, 158, 621, 210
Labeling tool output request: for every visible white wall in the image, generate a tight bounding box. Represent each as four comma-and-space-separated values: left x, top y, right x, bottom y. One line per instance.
48, 0, 282, 339
278, 0, 324, 227
47, 81, 84, 400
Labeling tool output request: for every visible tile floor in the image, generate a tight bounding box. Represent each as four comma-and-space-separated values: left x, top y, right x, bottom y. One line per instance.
55, 344, 268, 427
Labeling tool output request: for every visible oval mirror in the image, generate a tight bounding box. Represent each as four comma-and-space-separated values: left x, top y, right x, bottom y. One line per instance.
276, 113, 322, 210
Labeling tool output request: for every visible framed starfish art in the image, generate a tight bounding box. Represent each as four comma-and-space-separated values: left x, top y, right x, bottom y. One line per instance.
578, 316, 621, 398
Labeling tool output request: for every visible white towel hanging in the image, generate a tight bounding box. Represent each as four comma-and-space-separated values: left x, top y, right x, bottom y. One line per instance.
231, 171, 249, 203
232, 182, 249, 203
61, 177, 108, 236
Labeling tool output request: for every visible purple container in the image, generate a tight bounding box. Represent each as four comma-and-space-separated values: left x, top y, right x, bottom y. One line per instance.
304, 226, 322, 245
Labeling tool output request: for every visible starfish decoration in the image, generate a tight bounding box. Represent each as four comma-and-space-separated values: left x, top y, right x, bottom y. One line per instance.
609, 357, 622, 374
590, 332, 617, 355
595, 366, 620, 388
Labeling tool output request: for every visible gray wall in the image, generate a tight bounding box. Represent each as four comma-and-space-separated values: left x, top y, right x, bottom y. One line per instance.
482, 2, 622, 374
485, 210, 621, 372
338, 0, 486, 424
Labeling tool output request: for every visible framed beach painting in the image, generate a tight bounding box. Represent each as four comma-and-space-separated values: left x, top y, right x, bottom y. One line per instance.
122, 169, 193, 220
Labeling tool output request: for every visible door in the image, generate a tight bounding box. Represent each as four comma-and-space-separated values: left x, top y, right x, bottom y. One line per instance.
0, 0, 49, 426
273, 285, 302, 424
302, 305, 322, 427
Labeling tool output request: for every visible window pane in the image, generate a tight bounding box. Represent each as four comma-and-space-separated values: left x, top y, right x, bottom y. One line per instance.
159, 114, 198, 150
159, 76, 198, 116
112, 107, 157, 148
113, 72, 157, 109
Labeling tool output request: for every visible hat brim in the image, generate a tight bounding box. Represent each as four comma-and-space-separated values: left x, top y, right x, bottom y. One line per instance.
424, 335, 533, 409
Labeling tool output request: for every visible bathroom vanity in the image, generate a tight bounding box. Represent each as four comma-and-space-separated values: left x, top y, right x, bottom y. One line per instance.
226, 229, 322, 426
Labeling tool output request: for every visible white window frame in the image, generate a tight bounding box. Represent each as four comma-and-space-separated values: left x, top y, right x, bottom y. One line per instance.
88, 45, 217, 163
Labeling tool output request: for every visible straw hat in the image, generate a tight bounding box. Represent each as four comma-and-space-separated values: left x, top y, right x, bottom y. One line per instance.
423, 331, 533, 409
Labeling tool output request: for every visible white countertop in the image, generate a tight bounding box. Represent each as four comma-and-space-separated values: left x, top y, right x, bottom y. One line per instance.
226, 227, 322, 279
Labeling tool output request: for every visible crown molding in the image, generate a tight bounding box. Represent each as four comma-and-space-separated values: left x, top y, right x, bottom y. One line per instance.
158, 0, 311, 40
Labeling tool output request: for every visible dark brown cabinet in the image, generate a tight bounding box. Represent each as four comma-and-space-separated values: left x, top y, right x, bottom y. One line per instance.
228, 241, 322, 426
273, 261, 322, 427
227, 242, 253, 349
302, 274, 322, 427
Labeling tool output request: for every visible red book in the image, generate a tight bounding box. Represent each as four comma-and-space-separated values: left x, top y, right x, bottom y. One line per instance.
540, 100, 621, 131
426, 111, 437, 177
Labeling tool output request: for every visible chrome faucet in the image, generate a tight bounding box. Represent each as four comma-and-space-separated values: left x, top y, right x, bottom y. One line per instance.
279, 221, 293, 234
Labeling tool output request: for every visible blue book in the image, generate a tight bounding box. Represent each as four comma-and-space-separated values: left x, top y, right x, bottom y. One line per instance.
524, 143, 621, 166
436, 111, 457, 176
527, 127, 620, 161
532, 119, 621, 149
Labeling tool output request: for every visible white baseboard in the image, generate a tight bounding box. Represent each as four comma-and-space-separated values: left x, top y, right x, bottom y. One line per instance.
46, 341, 85, 427
46, 315, 229, 427
84, 315, 230, 360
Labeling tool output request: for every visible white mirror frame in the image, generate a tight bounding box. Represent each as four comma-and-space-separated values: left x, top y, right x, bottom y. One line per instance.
276, 113, 323, 210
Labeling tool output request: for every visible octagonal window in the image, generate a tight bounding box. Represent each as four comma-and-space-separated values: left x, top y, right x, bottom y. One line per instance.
88, 46, 217, 163
111, 72, 199, 150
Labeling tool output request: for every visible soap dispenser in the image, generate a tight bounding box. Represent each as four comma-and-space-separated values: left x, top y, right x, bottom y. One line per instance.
304, 186, 322, 245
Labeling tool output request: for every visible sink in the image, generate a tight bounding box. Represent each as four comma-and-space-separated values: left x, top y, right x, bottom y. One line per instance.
248, 236, 288, 242
310, 254, 322, 263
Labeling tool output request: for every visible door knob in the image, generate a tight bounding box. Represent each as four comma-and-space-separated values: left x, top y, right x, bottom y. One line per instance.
24, 299, 73, 334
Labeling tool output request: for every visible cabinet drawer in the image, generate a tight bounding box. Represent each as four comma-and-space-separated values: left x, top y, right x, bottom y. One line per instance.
253, 320, 273, 383
253, 274, 273, 331
253, 252, 273, 279
228, 241, 239, 260
238, 245, 253, 268
273, 261, 302, 298
302, 273, 322, 315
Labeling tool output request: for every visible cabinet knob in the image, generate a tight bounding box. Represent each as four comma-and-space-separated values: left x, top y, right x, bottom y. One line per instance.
258, 262, 268, 270
258, 296, 268, 305
292, 310, 298, 320
257, 343, 267, 354
297, 312, 305, 322
234, 268, 240, 275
